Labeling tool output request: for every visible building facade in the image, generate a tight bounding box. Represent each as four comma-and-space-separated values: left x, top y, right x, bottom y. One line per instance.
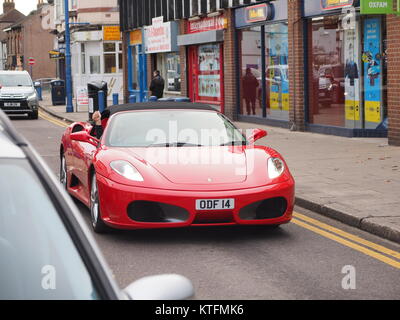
119, 0, 400, 146
4, 1, 57, 80
53, 0, 122, 109
0, 0, 25, 70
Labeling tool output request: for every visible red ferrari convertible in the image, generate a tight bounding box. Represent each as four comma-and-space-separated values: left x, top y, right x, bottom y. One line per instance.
60, 102, 295, 233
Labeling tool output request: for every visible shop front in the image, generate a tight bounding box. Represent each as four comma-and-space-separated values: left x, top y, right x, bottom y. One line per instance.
305, 0, 388, 135
178, 15, 227, 112
128, 29, 147, 102
235, 0, 289, 124
144, 17, 181, 97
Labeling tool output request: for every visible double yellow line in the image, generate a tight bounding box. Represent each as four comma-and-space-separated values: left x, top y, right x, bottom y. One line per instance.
38, 110, 70, 128
292, 212, 400, 269
38, 111, 400, 269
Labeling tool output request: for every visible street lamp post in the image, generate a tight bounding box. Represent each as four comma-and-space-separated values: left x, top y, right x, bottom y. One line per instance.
64, 0, 73, 113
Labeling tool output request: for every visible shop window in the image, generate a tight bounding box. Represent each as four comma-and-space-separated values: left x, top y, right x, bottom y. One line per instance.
156, 52, 181, 93
238, 23, 289, 121
306, 13, 387, 130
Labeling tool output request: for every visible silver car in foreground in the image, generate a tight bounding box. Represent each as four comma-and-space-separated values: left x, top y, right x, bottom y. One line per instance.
0, 110, 194, 300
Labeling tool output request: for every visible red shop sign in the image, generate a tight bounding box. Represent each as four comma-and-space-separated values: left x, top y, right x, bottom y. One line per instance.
187, 15, 227, 34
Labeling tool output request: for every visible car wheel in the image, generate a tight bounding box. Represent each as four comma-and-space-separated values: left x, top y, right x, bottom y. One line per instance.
60, 155, 68, 190
90, 173, 110, 233
30, 110, 39, 120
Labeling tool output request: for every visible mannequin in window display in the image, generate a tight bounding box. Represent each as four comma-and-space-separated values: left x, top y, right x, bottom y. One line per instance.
345, 42, 359, 100
242, 68, 259, 115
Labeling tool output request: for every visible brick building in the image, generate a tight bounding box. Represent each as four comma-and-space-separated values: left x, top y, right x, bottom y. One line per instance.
0, 0, 25, 70
119, 0, 400, 146
4, 0, 56, 80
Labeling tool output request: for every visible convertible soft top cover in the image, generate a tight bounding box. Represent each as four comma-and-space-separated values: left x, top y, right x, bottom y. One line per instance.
107, 102, 217, 116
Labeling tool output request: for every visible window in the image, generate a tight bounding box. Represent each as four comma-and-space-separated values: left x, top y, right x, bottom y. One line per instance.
90, 56, 100, 74
81, 43, 86, 74
103, 42, 122, 74
238, 23, 289, 121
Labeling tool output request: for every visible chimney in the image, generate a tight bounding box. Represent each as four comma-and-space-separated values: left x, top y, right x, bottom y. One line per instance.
3, 0, 15, 14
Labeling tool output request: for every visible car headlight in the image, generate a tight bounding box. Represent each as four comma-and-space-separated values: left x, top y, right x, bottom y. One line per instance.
268, 157, 285, 179
110, 160, 144, 182
27, 92, 37, 101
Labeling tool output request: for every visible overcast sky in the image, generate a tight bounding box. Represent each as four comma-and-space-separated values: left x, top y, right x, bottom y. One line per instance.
1, 0, 39, 16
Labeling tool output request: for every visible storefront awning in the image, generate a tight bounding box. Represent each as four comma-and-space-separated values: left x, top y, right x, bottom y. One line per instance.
177, 30, 224, 46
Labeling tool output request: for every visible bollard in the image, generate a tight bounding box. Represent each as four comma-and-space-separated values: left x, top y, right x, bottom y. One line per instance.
113, 93, 119, 105
149, 96, 158, 102
129, 94, 137, 103
36, 86, 43, 101
98, 90, 105, 112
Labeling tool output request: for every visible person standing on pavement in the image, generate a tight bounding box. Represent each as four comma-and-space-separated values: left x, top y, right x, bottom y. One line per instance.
149, 70, 165, 99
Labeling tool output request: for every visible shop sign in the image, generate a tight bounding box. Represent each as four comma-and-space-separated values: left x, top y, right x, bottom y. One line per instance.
49, 50, 64, 60
103, 26, 121, 41
321, 0, 354, 10
144, 17, 178, 53
361, 0, 393, 14
188, 16, 227, 34
245, 3, 273, 23
130, 30, 142, 45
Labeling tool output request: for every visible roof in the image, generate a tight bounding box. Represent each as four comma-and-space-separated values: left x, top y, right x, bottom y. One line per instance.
108, 102, 218, 116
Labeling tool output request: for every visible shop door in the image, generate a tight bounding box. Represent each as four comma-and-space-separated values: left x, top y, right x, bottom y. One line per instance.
188, 44, 224, 113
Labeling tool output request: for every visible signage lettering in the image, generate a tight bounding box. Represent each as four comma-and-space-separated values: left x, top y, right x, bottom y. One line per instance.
245, 3, 273, 23
321, 0, 354, 10
360, 0, 393, 14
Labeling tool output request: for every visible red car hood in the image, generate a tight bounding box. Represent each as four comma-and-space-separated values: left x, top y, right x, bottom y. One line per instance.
123, 147, 248, 185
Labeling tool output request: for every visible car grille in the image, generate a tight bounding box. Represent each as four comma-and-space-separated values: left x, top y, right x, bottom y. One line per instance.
0, 94, 26, 99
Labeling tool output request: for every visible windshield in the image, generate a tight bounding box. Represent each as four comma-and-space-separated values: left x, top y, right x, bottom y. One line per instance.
0, 74, 33, 87
106, 110, 247, 148
0, 159, 99, 300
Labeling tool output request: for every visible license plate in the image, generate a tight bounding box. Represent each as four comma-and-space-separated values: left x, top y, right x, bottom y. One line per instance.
4, 102, 20, 107
196, 199, 235, 211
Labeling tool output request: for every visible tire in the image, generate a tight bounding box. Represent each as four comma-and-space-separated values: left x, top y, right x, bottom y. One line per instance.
30, 110, 39, 120
60, 154, 68, 190
90, 173, 110, 233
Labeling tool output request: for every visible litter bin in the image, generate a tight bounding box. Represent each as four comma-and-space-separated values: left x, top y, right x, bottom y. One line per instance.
88, 81, 108, 120
50, 80, 65, 106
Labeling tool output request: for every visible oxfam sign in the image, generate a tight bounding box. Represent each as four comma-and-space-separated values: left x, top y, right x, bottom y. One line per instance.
361, 0, 393, 14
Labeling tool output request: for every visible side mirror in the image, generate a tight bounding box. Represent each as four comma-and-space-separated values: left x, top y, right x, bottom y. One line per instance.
124, 274, 194, 300
34, 81, 41, 87
248, 128, 267, 144
70, 131, 99, 146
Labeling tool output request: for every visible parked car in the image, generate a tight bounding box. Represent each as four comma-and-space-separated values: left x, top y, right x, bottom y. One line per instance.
60, 102, 295, 233
0, 110, 194, 300
0, 71, 39, 119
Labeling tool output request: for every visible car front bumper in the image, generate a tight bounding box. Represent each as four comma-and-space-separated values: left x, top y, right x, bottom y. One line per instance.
96, 174, 295, 230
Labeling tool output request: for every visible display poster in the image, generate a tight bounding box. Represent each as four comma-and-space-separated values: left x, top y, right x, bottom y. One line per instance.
198, 75, 221, 98
344, 25, 361, 123
198, 44, 221, 72
363, 17, 382, 124
268, 24, 289, 111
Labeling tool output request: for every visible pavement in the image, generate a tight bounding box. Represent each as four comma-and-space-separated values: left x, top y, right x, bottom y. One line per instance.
38, 92, 400, 244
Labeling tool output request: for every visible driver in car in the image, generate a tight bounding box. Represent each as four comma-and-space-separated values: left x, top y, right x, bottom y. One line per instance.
91, 110, 110, 139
